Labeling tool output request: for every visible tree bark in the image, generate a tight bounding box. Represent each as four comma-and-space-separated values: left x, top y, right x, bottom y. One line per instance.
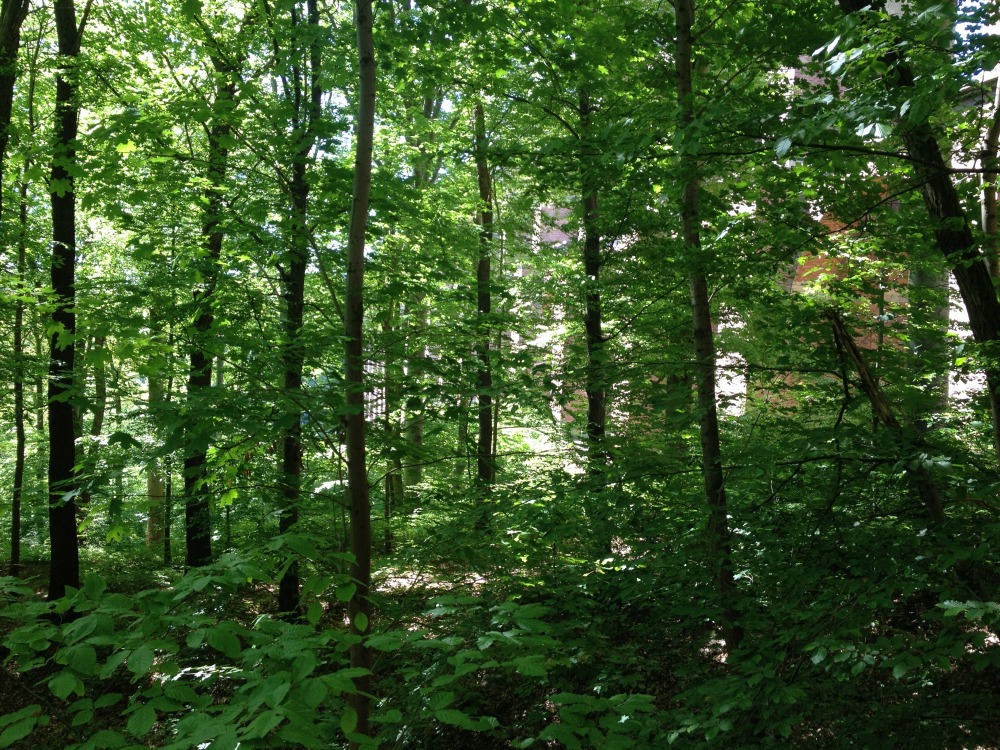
982, 79, 999, 276
473, 102, 495, 488
146, 366, 166, 547
184, 56, 237, 568
278, 0, 322, 616
8, 5, 35, 576
826, 309, 947, 523
676, 0, 742, 651
0, 0, 29, 208
346, 0, 375, 743
579, 88, 607, 473
907, 263, 950, 422
47, 0, 82, 601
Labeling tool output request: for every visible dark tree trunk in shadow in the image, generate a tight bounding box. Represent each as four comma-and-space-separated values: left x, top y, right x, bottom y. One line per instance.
184, 56, 238, 568
676, 0, 742, 652
346, 0, 376, 744
47, 0, 82, 601
473, 102, 495, 491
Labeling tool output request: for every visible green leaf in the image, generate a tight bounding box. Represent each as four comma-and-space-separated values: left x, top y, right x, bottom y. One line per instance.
353, 611, 368, 632
129, 644, 155, 676
65, 644, 99, 675
49, 670, 82, 700
0, 706, 41, 748
775, 137, 792, 158
180, 0, 203, 17
87, 729, 128, 748
205, 627, 241, 659
94, 692, 123, 709
341, 707, 358, 735
127, 704, 157, 737
306, 600, 324, 625
335, 582, 356, 602
435, 709, 476, 728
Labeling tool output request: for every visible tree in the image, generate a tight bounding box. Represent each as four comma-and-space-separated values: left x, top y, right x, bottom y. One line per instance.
834, 0, 1000, 461
47, 0, 86, 601
473, 101, 495, 489
674, 0, 742, 652
268, 0, 324, 616
345, 0, 375, 743
183, 47, 241, 568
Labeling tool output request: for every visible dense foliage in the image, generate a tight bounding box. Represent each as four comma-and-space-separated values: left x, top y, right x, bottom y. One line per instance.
1, 0, 1000, 747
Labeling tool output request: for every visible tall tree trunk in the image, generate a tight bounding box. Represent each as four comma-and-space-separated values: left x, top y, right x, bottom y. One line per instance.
346, 0, 375, 743
2, 1, 31, 575
48, 0, 82, 601
278, 0, 322, 616
579, 88, 606, 473
146, 367, 166, 547
11, 229, 24, 574
473, 102, 495, 488
402, 307, 426, 492
164, 324, 175, 565
9, 10, 36, 576
383, 310, 404, 549
982, 79, 999, 277
400, 91, 442, 497
908, 264, 950, 423
0, 0, 29, 200
676, 0, 742, 651
838, 0, 1000, 462
184, 57, 237, 568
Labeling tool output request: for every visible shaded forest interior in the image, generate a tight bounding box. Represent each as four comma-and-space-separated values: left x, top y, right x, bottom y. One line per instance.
2, 0, 1000, 747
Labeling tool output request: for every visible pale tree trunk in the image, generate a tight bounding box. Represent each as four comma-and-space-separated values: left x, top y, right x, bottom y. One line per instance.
907, 264, 950, 423
473, 102, 495, 489
982, 78, 999, 277
676, 0, 742, 651
146, 364, 166, 547
382, 310, 404, 551
400, 86, 444, 496
346, 0, 376, 743
9, 9, 37, 576
48, 0, 84, 601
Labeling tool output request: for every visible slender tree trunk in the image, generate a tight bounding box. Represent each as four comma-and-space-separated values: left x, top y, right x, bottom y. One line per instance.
12, 247, 24, 573
827, 309, 946, 523
147, 367, 166, 547
579, 89, 607, 472
400, 92, 442, 497
676, 0, 742, 651
473, 102, 495, 488
1, 1, 30, 575
0, 0, 29, 196
184, 58, 237, 568
48, 0, 82, 601
345, 0, 375, 743
382, 311, 404, 550
75, 336, 107, 537
839, 0, 1000, 462
278, 0, 322, 616
982, 79, 999, 277
908, 264, 950, 422
164, 325, 175, 565
402, 306, 426, 492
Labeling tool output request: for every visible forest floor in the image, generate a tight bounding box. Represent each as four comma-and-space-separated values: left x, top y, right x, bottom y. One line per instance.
2, 543, 1000, 749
